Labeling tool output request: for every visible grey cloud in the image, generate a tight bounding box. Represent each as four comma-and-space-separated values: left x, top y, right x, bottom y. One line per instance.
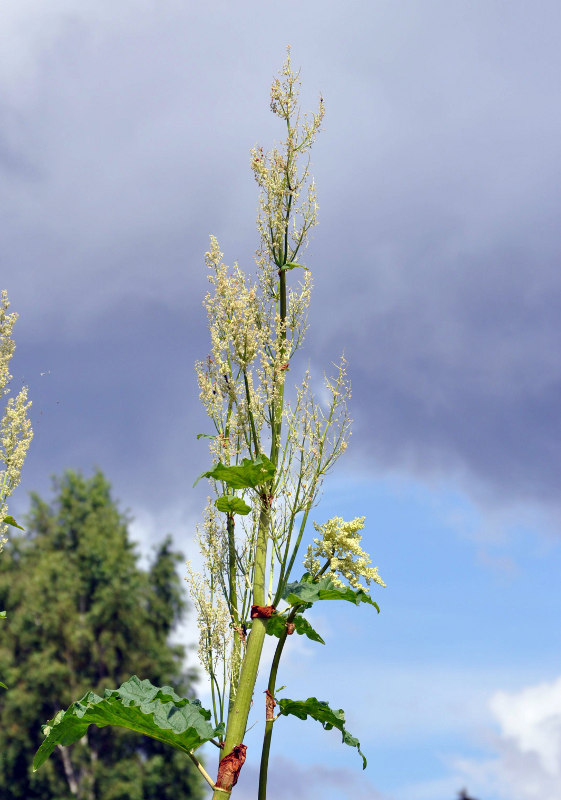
2, 0, 561, 521
235, 756, 388, 800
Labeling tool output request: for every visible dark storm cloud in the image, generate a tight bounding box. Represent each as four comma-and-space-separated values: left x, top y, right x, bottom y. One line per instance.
304, 1, 561, 511
2, 1, 561, 519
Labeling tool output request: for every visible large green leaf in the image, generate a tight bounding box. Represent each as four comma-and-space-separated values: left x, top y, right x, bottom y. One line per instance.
265, 613, 325, 645
33, 676, 223, 772
193, 454, 275, 489
277, 696, 367, 768
283, 573, 380, 611
214, 496, 251, 515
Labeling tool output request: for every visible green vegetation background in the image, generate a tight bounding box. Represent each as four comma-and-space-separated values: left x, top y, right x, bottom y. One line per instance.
0, 469, 204, 800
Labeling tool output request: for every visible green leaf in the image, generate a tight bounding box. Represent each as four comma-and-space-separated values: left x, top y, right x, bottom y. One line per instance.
2, 515, 24, 531
196, 433, 216, 440
292, 615, 325, 644
0, 682, 7, 690
215, 496, 251, 516
33, 675, 223, 772
265, 614, 289, 638
277, 696, 367, 769
193, 454, 275, 489
280, 262, 309, 272
265, 613, 325, 645
0, 611, 6, 619
283, 573, 380, 612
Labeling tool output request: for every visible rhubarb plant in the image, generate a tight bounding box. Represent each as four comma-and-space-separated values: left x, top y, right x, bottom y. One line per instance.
34, 50, 385, 800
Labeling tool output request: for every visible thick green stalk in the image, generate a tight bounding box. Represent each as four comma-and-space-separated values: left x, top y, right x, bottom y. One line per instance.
252, 501, 270, 608
211, 618, 268, 799
211, 500, 271, 799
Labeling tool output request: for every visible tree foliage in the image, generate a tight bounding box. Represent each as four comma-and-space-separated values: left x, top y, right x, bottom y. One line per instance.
0, 469, 203, 800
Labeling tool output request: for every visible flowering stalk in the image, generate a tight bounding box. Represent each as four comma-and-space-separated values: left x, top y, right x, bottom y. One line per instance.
187, 50, 385, 799
0, 290, 32, 690
0, 290, 32, 551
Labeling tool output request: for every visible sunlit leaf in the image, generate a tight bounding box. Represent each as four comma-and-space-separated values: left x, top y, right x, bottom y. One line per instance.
265, 614, 289, 638
279, 262, 309, 272
265, 613, 325, 644
292, 614, 325, 644
277, 696, 367, 768
283, 573, 379, 611
2, 515, 24, 531
33, 676, 223, 772
215, 496, 252, 515
193, 454, 275, 489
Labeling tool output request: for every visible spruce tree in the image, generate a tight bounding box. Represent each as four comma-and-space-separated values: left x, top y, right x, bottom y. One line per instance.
0, 469, 203, 800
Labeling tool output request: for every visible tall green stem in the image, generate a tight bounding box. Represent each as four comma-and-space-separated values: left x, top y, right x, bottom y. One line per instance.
211, 497, 271, 798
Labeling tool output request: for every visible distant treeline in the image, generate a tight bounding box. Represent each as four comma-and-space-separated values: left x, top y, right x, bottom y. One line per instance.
0, 469, 203, 800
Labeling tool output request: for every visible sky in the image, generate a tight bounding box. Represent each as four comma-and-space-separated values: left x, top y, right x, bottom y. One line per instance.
2, 1, 561, 798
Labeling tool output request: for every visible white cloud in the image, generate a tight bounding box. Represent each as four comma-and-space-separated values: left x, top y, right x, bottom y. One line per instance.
456, 675, 561, 800
491, 677, 561, 777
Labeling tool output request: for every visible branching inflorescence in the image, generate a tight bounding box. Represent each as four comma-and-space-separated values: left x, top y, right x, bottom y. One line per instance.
186, 49, 385, 800
0, 290, 33, 550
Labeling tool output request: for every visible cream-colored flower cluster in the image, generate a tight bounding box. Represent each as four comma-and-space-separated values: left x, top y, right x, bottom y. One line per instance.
251, 46, 323, 286
185, 561, 231, 678
197, 233, 314, 462
204, 236, 267, 372
185, 501, 246, 702
276, 357, 351, 520
185, 501, 231, 676
304, 516, 386, 593
0, 291, 33, 549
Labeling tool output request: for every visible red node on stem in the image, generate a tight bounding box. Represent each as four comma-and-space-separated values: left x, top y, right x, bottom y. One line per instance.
250, 605, 276, 619
265, 689, 276, 720
215, 744, 247, 791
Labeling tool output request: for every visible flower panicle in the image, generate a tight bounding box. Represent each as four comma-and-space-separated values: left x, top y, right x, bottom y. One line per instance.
304, 516, 386, 593
251, 47, 324, 279
0, 291, 33, 549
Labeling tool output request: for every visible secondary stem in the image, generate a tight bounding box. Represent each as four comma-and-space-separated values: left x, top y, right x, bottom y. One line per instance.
257, 607, 299, 800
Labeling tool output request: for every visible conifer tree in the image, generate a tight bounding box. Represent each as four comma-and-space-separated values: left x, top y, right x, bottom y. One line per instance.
0, 469, 203, 800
